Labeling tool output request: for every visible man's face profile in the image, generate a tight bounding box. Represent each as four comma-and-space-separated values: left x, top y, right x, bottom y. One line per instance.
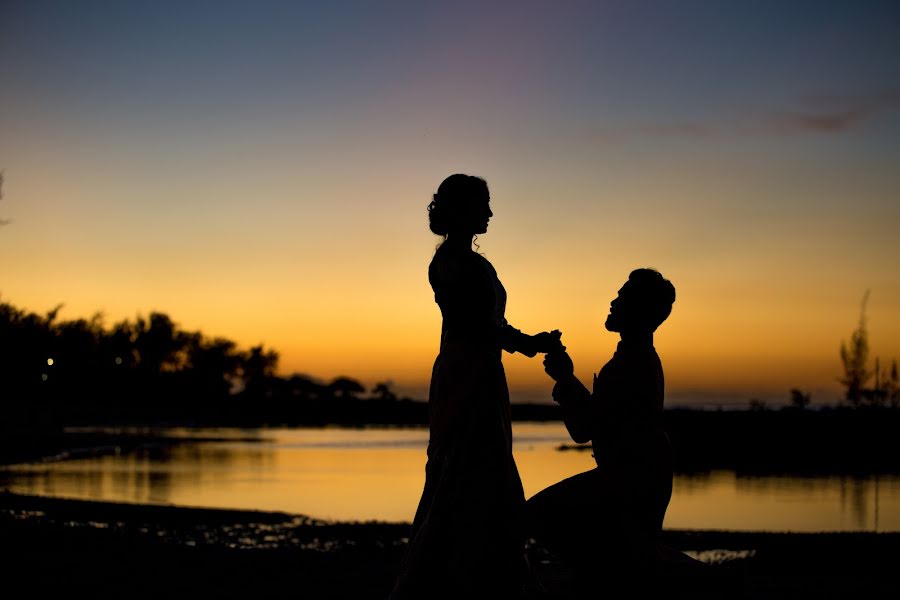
604, 283, 632, 333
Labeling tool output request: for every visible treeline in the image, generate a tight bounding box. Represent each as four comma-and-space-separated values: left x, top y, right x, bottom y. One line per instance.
3, 296, 898, 434
4, 299, 900, 472
0, 301, 427, 430
553, 405, 900, 473
662, 407, 900, 473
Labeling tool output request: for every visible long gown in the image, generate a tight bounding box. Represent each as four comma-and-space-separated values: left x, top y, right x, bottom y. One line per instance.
390, 242, 532, 599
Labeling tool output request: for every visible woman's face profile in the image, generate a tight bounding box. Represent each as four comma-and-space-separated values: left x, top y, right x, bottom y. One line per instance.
471, 195, 493, 234
453, 188, 491, 236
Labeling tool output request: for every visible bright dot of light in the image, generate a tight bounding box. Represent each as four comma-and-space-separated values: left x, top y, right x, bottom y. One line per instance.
115, 357, 123, 365
41, 374, 48, 381
47, 358, 54, 366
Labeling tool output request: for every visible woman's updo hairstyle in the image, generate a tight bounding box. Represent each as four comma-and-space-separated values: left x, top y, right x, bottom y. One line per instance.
427, 174, 489, 236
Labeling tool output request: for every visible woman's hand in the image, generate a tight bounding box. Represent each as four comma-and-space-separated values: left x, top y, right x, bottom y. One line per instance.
520, 330, 563, 357
533, 330, 564, 354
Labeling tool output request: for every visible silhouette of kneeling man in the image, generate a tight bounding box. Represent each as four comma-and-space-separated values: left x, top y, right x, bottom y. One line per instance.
528, 268, 676, 593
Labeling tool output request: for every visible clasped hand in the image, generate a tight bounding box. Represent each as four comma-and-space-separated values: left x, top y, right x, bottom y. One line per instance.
524, 330, 574, 382
543, 349, 574, 382
521, 329, 563, 358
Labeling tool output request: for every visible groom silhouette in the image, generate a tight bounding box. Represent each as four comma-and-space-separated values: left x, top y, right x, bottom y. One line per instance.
528, 268, 676, 592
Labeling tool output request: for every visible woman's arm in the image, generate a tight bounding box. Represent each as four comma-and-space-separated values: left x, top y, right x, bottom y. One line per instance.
500, 324, 562, 357
431, 249, 561, 352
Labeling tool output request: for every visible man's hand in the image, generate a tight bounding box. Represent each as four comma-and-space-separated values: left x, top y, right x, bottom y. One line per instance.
543, 350, 574, 381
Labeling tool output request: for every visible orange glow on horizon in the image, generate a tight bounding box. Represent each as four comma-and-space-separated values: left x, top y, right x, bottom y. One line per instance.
2, 135, 899, 406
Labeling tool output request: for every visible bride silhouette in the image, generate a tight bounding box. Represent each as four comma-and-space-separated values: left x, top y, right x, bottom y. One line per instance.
390, 174, 561, 599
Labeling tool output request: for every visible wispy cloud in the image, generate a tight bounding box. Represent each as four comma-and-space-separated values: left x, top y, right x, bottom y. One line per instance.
756, 89, 900, 134
756, 110, 867, 134
584, 87, 900, 143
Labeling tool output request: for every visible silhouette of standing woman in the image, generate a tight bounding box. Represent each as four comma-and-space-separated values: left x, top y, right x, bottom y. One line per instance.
390, 175, 561, 599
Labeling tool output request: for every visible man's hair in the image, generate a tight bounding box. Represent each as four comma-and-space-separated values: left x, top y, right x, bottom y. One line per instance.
627, 268, 676, 331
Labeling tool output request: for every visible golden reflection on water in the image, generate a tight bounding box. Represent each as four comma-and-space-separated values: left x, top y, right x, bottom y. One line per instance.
2, 424, 899, 531
666, 470, 900, 532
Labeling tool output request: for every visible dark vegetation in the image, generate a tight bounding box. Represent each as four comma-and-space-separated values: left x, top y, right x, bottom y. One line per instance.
662, 407, 900, 473
837, 292, 899, 408
0, 300, 428, 432
2, 292, 898, 472
551, 406, 900, 474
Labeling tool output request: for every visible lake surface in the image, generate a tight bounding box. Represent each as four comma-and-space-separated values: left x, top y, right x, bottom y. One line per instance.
2, 424, 898, 532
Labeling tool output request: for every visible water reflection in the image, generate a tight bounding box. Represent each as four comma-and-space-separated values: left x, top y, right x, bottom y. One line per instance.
666, 470, 899, 531
2, 424, 898, 532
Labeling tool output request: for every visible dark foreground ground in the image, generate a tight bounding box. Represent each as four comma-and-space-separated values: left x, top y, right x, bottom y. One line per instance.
2, 492, 898, 599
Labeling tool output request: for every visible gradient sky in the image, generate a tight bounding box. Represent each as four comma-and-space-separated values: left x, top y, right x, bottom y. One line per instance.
2, 1, 899, 406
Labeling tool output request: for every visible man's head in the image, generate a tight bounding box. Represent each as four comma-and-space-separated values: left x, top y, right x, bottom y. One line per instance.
605, 269, 676, 334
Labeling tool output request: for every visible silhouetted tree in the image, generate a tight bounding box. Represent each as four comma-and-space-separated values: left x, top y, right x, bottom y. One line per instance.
133, 312, 187, 375
242, 345, 279, 400
288, 374, 324, 399
372, 381, 398, 402
840, 292, 872, 407
748, 398, 768, 412
888, 360, 900, 409
106, 319, 138, 369
328, 376, 365, 400
867, 357, 888, 407
0, 300, 56, 429
53, 314, 103, 384
185, 336, 243, 401
789, 388, 811, 410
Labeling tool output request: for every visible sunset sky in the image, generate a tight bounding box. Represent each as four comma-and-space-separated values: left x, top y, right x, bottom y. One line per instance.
2, 1, 898, 406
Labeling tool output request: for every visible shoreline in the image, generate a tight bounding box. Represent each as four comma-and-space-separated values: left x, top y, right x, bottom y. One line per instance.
6, 419, 900, 476
3, 491, 899, 598
4, 491, 898, 541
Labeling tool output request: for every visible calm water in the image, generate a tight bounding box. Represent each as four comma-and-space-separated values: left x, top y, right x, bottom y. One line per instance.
2, 423, 898, 532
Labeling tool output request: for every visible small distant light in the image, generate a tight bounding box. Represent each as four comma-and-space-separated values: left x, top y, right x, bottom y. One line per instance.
115, 357, 123, 365
41, 374, 48, 382
47, 358, 54, 366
